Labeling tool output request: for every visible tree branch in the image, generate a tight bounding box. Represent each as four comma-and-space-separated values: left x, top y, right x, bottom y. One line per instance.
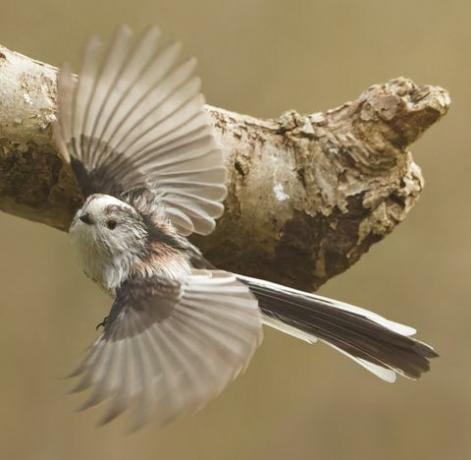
0, 44, 450, 290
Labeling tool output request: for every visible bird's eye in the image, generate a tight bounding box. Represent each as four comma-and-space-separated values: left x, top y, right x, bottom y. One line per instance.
106, 220, 117, 230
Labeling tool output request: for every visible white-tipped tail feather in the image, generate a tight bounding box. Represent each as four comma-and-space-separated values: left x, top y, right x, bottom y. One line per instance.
237, 275, 437, 382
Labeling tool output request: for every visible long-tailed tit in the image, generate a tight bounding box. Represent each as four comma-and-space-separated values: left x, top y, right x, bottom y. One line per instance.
53, 25, 438, 429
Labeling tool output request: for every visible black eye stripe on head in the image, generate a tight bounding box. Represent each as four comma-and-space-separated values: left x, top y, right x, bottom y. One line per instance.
103, 203, 138, 221
104, 204, 125, 215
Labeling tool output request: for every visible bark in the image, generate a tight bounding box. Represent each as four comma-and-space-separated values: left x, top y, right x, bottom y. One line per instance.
0, 44, 450, 290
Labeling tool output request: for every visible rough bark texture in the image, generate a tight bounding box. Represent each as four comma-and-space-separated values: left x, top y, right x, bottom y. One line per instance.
0, 44, 450, 291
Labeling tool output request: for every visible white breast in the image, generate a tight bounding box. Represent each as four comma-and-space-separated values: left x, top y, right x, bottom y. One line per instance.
70, 215, 130, 292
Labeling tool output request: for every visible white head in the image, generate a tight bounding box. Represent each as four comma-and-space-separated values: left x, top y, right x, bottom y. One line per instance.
69, 194, 149, 288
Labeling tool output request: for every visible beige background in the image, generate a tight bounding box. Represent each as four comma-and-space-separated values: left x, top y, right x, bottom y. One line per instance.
0, 1, 469, 459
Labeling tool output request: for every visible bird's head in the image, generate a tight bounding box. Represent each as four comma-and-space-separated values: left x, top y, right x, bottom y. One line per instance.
70, 194, 149, 261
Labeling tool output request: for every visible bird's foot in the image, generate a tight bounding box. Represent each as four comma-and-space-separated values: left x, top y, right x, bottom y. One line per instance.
96, 315, 109, 331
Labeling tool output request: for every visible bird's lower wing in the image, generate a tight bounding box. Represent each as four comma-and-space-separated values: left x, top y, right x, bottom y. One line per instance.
69, 270, 262, 430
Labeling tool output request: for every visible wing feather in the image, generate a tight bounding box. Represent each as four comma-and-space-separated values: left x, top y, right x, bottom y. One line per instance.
54, 25, 226, 236
70, 270, 262, 429
84, 25, 135, 166
71, 36, 103, 146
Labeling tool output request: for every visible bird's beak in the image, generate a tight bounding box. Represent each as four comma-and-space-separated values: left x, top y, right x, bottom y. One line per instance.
79, 212, 94, 225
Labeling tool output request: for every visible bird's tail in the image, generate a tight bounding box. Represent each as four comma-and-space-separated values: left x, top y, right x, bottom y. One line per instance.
236, 275, 438, 382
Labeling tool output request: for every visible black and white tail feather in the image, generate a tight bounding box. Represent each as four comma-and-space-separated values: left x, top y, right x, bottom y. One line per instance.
238, 275, 437, 382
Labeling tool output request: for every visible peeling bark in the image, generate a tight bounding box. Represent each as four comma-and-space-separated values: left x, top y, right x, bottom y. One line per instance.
0, 44, 450, 290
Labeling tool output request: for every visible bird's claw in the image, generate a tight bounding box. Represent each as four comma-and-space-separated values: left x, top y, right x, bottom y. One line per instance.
96, 316, 109, 331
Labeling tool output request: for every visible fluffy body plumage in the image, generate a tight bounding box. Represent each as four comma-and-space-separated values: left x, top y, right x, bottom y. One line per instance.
54, 25, 437, 430
70, 194, 191, 291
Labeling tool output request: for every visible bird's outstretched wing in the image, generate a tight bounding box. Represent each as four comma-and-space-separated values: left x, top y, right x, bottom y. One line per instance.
54, 25, 226, 235
69, 270, 262, 429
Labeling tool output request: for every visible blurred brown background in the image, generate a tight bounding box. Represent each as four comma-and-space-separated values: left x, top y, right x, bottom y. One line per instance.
0, 1, 468, 459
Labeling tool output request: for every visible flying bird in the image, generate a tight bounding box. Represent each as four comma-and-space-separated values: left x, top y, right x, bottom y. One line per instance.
53, 25, 438, 429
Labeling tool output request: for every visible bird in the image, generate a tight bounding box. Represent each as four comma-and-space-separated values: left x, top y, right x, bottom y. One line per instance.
53, 24, 438, 430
